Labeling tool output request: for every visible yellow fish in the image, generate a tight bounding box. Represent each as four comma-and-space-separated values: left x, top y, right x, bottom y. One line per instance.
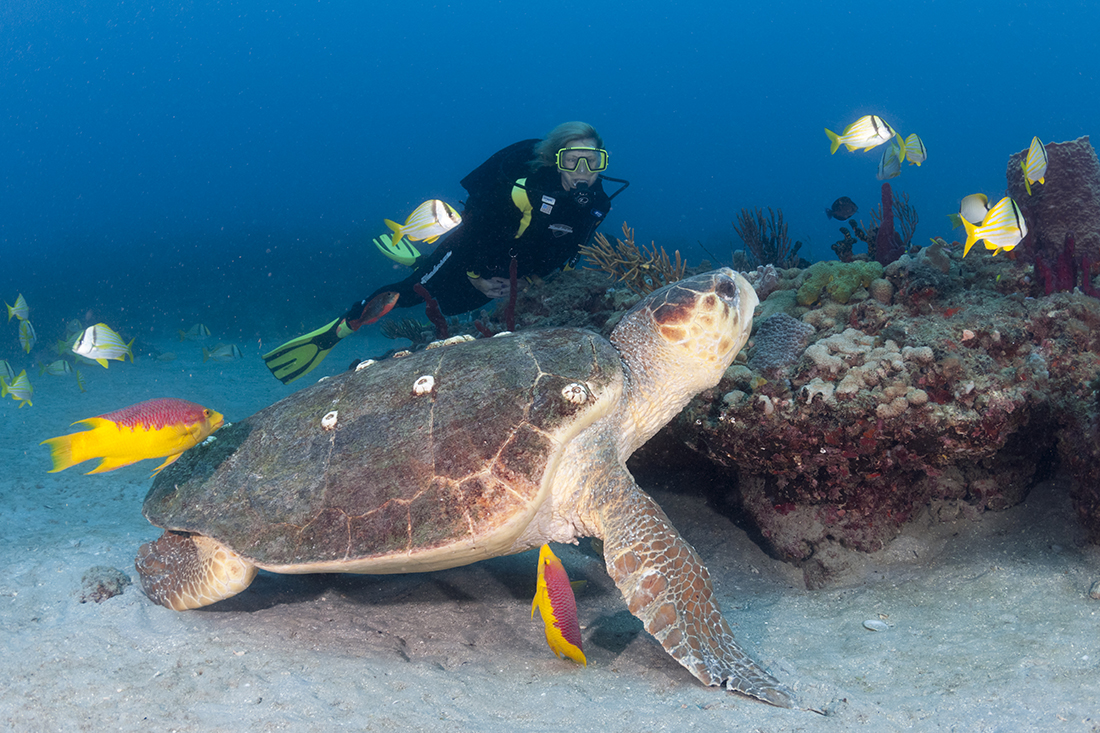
825, 115, 895, 154
41, 398, 224, 476
19, 320, 37, 353
1022, 136, 1048, 196
531, 544, 586, 666
1, 369, 33, 408
72, 323, 133, 367
904, 134, 927, 165
961, 196, 1027, 257
383, 199, 461, 248
6, 293, 28, 322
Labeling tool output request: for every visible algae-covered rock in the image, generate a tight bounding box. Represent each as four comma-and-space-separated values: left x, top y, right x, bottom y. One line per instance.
796, 260, 884, 306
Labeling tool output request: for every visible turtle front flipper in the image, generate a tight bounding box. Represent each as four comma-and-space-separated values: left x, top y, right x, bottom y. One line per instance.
597, 482, 794, 708
136, 531, 258, 611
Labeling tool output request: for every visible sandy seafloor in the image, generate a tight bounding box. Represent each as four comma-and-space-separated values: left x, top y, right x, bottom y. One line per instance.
2, 328, 1100, 733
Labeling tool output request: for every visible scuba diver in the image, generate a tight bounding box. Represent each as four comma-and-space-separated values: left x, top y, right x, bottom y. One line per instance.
264, 121, 629, 384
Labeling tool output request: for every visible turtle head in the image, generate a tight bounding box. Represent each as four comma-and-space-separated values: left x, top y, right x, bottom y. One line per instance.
610, 268, 758, 456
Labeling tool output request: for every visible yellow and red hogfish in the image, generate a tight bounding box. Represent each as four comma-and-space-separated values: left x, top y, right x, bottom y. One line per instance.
531, 544, 586, 666
41, 398, 224, 476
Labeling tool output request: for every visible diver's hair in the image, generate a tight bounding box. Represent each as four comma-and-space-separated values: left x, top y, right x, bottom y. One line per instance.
530, 121, 604, 171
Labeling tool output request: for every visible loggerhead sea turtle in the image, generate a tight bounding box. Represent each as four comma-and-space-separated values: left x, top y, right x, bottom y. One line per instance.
135, 268, 792, 707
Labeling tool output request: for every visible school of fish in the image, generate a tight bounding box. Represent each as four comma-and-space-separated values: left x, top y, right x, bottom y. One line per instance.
825, 112, 1039, 258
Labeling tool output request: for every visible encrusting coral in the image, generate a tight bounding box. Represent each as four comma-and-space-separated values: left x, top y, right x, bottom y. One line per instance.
796, 260, 884, 306
579, 222, 686, 295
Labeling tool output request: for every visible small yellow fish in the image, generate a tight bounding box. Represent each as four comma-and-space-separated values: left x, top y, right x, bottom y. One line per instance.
961, 196, 1027, 257
531, 544, 586, 666
6, 293, 28, 322
41, 398, 224, 476
19, 320, 37, 353
178, 323, 211, 341
1, 369, 33, 408
74, 368, 87, 393
0, 359, 15, 382
384, 199, 461, 248
825, 115, 895, 154
202, 343, 243, 362
1022, 136, 1048, 196
904, 134, 927, 165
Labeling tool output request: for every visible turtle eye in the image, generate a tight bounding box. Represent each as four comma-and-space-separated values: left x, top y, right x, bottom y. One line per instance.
715, 277, 738, 303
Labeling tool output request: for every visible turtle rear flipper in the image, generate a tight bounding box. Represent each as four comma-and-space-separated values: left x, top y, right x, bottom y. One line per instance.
136, 532, 257, 611
597, 478, 794, 708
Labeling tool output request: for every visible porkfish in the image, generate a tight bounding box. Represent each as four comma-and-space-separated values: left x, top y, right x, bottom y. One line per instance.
41, 398, 224, 476
531, 544, 586, 666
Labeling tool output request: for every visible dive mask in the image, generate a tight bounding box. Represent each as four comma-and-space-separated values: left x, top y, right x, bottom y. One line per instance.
556, 146, 609, 173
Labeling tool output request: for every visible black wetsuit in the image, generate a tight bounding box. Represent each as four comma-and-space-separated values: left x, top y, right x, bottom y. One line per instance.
366, 139, 612, 316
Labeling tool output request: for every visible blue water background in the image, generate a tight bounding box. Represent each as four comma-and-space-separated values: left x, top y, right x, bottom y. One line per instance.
2, 0, 1098, 355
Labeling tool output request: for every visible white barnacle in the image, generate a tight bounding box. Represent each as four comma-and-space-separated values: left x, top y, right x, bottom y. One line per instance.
426, 334, 475, 350
561, 382, 590, 404
321, 410, 339, 430
354, 359, 376, 372
412, 374, 435, 396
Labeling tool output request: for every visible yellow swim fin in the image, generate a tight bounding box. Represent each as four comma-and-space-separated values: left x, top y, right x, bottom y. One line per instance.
263, 292, 400, 384
373, 233, 421, 266
262, 317, 349, 384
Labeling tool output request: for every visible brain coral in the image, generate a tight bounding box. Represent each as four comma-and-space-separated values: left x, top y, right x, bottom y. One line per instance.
748, 313, 816, 374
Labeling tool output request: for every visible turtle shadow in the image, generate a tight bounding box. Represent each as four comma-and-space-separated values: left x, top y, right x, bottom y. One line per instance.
195, 543, 616, 619
586, 609, 644, 654
196, 549, 600, 614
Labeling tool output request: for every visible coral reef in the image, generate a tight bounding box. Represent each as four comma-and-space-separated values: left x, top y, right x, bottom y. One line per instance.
1009, 136, 1100, 265
673, 281, 1100, 587
733, 207, 802, 268
579, 222, 686, 295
